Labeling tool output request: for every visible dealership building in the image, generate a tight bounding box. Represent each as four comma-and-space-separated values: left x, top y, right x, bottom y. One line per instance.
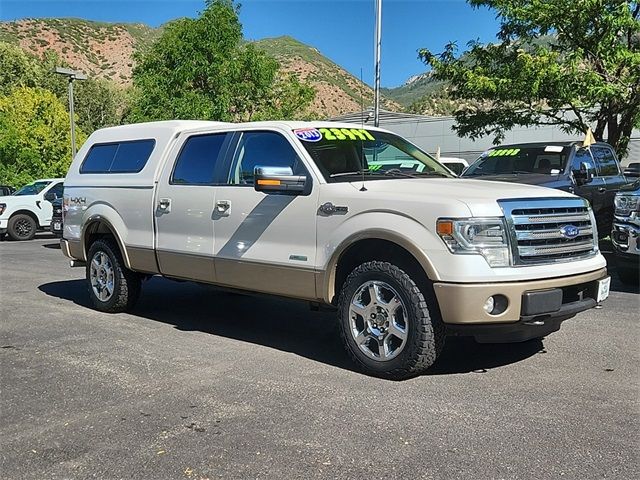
333, 110, 639, 166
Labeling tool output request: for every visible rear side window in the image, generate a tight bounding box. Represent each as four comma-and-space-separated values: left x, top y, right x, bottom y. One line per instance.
171, 133, 228, 185
81, 139, 155, 174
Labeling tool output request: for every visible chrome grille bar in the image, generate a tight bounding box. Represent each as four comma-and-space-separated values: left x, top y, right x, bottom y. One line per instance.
499, 197, 598, 265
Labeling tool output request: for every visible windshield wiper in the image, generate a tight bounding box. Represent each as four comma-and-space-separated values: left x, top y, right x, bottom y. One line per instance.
329, 170, 370, 178
383, 168, 417, 178
413, 171, 450, 177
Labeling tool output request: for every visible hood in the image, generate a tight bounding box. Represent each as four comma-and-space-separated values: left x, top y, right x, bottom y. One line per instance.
619, 179, 640, 193
462, 173, 563, 187
348, 178, 576, 216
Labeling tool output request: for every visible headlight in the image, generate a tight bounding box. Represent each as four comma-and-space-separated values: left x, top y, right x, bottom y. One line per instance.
0, 203, 5, 215
614, 194, 640, 214
437, 217, 511, 267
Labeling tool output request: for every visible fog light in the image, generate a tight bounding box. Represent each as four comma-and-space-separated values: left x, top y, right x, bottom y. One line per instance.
483, 294, 509, 315
483, 296, 495, 314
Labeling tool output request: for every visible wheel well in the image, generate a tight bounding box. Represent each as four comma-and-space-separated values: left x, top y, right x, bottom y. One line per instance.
334, 239, 432, 304
10, 210, 39, 226
84, 221, 120, 258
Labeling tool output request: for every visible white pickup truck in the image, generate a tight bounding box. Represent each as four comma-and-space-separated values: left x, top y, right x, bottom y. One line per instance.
60, 120, 610, 379
0, 179, 64, 240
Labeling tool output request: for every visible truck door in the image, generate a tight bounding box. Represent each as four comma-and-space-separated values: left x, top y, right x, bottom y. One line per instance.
570, 147, 607, 214
40, 181, 63, 226
154, 132, 232, 283
212, 130, 319, 299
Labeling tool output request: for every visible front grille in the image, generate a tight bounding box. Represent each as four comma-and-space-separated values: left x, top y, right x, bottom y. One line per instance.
500, 198, 598, 265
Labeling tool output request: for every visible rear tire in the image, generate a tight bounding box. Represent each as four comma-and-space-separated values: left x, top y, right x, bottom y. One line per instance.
7, 214, 37, 241
337, 261, 444, 379
86, 238, 141, 313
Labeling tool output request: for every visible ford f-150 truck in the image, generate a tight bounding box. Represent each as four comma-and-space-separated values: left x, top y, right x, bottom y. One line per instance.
0, 179, 64, 240
611, 180, 640, 285
60, 121, 610, 379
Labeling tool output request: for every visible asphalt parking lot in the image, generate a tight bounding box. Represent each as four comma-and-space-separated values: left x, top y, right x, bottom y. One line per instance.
1, 235, 638, 479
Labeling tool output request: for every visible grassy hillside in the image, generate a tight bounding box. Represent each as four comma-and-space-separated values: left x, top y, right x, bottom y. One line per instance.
0, 19, 402, 117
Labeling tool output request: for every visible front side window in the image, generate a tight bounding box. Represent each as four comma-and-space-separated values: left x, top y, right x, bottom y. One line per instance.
81, 139, 155, 174
47, 182, 64, 198
172, 133, 228, 185
592, 146, 619, 176
228, 131, 302, 185
295, 127, 452, 182
13, 181, 51, 196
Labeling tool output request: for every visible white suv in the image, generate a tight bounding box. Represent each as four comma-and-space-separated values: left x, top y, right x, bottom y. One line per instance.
0, 179, 64, 240
60, 121, 610, 379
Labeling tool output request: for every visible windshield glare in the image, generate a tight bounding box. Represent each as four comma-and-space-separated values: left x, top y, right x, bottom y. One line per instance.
295, 127, 452, 181
464, 146, 570, 176
13, 181, 51, 196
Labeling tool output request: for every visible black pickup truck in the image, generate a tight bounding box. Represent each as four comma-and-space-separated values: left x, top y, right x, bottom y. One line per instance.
462, 141, 629, 237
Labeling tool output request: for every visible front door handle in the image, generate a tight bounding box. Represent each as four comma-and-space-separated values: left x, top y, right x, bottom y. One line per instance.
598, 187, 606, 193
158, 198, 171, 212
215, 200, 231, 216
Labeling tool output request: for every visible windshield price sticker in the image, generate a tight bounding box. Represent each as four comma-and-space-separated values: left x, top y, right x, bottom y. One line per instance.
294, 127, 376, 142
319, 127, 376, 141
488, 148, 520, 157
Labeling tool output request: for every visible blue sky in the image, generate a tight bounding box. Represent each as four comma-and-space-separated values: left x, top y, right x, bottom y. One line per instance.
0, 0, 501, 87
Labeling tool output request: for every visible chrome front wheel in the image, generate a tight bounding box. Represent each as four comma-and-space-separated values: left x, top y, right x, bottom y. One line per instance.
349, 280, 408, 361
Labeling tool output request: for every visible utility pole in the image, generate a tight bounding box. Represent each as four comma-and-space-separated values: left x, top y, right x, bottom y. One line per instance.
53, 67, 87, 159
373, 0, 382, 127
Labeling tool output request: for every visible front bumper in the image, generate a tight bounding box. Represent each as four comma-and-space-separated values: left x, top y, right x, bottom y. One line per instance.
434, 268, 608, 342
611, 221, 640, 257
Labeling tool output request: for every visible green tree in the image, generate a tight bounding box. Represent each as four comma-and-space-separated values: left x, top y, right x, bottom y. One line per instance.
419, 0, 640, 155
0, 42, 41, 94
128, 0, 314, 122
0, 87, 86, 187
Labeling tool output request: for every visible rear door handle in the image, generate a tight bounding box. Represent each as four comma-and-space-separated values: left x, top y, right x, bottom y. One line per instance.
158, 198, 171, 212
215, 200, 231, 216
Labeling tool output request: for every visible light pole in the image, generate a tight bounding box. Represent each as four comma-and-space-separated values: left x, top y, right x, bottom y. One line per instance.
373, 0, 382, 127
54, 67, 87, 159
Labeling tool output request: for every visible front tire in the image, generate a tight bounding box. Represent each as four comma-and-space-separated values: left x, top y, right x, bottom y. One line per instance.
337, 261, 444, 379
86, 238, 141, 313
7, 214, 37, 241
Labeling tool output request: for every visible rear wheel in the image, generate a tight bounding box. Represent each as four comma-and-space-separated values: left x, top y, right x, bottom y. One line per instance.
86, 238, 141, 312
7, 214, 37, 241
337, 261, 444, 379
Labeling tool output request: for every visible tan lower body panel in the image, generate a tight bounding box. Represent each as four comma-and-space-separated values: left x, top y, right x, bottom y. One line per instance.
61, 238, 84, 261
156, 249, 215, 283
127, 246, 159, 274
215, 258, 318, 300
434, 268, 607, 324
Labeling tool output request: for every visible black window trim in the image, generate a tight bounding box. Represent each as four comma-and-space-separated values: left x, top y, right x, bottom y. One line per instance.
220, 129, 311, 189
169, 131, 233, 186
80, 139, 156, 174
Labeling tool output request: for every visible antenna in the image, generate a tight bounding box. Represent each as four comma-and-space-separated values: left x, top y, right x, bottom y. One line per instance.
359, 67, 367, 192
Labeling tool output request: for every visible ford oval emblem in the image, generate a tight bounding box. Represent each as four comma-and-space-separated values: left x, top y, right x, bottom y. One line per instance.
560, 225, 580, 239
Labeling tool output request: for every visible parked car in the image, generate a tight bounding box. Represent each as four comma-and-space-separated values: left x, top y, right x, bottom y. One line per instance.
0, 185, 15, 196
439, 157, 469, 176
0, 179, 64, 240
61, 121, 609, 379
462, 142, 629, 237
50, 197, 63, 237
611, 180, 640, 285
623, 162, 640, 178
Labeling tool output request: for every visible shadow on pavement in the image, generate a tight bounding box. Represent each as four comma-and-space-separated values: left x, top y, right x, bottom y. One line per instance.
42, 242, 61, 249
39, 277, 545, 377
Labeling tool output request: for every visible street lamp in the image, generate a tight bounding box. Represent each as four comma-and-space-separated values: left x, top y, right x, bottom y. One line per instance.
53, 67, 87, 159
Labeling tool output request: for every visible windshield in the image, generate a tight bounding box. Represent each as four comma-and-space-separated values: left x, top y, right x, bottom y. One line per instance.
13, 181, 51, 196
294, 127, 453, 182
463, 145, 570, 177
